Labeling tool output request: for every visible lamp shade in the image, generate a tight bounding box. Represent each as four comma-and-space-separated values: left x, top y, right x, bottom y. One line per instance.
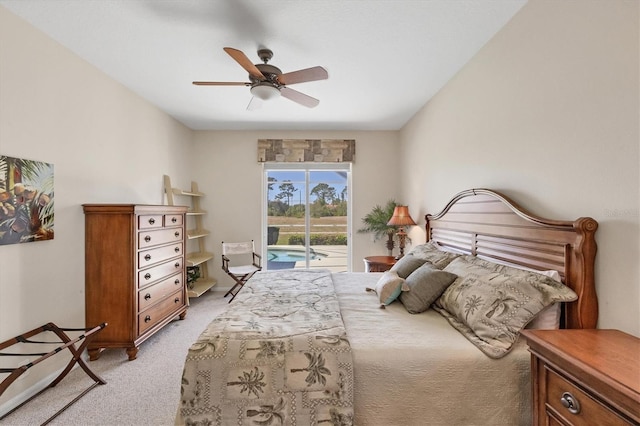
387, 205, 416, 227
250, 83, 281, 100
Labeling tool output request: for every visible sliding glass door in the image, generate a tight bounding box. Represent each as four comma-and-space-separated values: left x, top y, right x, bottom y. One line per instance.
263, 164, 350, 272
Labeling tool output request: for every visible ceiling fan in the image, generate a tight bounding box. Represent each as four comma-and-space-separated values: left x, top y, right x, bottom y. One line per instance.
193, 47, 328, 109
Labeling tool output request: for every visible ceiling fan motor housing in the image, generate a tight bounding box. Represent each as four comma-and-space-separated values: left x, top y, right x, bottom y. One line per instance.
251, 63, 283, 87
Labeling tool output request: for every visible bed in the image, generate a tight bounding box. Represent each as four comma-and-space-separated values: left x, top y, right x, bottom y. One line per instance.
176, 188, 598, 425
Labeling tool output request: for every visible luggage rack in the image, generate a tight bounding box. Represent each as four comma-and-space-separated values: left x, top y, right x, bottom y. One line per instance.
0, 322, 107, 425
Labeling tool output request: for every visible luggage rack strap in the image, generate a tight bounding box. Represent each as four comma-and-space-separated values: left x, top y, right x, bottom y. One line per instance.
0, 322, 107, 424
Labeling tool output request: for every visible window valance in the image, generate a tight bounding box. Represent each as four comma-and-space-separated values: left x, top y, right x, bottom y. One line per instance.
258, 139, 355, 163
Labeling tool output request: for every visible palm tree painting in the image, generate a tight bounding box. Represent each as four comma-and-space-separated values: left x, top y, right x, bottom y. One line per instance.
0, 156, 54, 245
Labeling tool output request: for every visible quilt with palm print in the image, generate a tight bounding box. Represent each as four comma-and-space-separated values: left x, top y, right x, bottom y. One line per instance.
177, 269, 353, 426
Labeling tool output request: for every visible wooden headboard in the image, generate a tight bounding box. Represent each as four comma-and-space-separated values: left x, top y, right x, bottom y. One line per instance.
425, 188, 598, 330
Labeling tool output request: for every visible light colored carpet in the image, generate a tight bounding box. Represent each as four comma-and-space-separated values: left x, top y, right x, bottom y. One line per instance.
1, 290, 230, 426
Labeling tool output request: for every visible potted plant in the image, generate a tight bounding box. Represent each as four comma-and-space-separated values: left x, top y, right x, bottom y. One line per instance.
358, 199, 398, 256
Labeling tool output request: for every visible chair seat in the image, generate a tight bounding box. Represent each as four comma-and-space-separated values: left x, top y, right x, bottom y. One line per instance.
228, 264, 260, 275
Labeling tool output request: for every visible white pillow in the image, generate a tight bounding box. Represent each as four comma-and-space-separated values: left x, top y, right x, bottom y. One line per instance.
524, 269, 562, 330
366, 271, 409, 308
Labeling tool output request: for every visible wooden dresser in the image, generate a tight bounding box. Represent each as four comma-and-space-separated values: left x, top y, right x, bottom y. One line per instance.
521, 329, 640, 426
83, 204, 188, 361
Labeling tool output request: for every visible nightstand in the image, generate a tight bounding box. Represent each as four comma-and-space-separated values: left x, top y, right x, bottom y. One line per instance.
521, 329, 640, 426
363, 256, 396, 272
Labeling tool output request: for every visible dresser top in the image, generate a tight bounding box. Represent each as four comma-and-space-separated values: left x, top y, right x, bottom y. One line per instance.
82, 204, 188, 214
522, 329, 640, 405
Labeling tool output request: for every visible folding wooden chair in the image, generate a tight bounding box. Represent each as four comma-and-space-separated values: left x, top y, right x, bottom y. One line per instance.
222, 241, 262, 302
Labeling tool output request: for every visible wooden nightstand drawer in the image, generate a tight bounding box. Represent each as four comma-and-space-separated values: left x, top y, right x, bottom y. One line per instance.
545, 367, 629, 426
522, 329, 640, 426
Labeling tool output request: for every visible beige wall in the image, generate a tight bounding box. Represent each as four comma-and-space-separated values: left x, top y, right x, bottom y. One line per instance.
0, 7, 194, 406
400, 0, 639, 336
191, 130, 401, 287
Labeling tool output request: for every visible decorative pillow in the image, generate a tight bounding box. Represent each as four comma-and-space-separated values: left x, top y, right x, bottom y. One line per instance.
444, 256, 567, 330
407, 242, 461, 269
366, 271, 409, 308
389, 255, 427, 278
442, 255, 496, 277
399, 264, 457, 314
434, 271, 577, 358
524, 270, 562, 329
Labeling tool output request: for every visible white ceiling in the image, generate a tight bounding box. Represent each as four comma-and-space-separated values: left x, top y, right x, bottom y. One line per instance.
0, 0, 527, 131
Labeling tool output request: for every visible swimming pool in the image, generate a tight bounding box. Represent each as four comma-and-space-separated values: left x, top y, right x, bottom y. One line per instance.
267, 246, 328, 270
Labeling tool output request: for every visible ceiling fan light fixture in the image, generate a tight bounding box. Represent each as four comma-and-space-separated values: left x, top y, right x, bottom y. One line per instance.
250, 83, 281, 101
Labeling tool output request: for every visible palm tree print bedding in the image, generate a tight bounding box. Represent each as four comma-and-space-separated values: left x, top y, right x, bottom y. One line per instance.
178, 269, 353, 425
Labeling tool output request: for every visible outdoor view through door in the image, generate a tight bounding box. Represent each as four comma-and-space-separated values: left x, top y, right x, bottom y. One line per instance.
265, 167, 350, 272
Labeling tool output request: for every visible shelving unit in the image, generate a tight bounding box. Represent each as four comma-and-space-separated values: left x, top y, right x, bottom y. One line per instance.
164, 175, 216, 297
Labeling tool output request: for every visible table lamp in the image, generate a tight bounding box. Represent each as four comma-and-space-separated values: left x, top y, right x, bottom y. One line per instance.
387, 205, 416, 259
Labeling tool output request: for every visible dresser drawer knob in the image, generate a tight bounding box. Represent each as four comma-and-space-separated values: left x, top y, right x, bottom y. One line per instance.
145, 235, 151, 242
174, 279, 180, 285
174, 231, 180, 238
144, 293, 151, 300
174, 247, 180, 253
144, 273, 151, 280
148, 218, 155, 225
560, 392, 581, 414
174, 262, 180, 268
171, 217, 177, 223
145, 254, 151, 261
174, 297, 180, 304
144, 315, 151, 323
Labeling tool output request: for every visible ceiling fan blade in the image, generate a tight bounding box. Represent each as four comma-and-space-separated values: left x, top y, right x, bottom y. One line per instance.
192, 81, 250, 86
280, 87, 320, 108
223, 47, 265, 80
247, 97, 263, 111
277, 66, 328, 85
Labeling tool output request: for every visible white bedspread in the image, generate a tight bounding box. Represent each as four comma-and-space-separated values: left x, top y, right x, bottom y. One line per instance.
334, 272, 531, 426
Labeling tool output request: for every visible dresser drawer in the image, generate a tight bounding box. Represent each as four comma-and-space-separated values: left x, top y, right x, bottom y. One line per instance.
545, 367, 630, 426
164, 214, 183, 227
138, 273, 184, 312
138, 257, 184, 288
138, 243, 183, 269
138, 214, 163, 229
138, 290, 184, 335
138, 227, 184, 249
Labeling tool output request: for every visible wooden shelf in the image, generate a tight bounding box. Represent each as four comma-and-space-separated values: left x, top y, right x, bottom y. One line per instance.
187, 277, 217, 298
186, 251, 214, 267
187, 228, 210, 239
172, 188, 204, 197
164, 175, 215, 299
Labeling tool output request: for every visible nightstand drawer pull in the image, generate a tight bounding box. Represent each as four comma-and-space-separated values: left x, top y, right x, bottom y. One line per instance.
144, 293, 151, 300
144, 315, 151, 323
560, 392, 581, 414
175, 231, 180, 238
148, 218, 155, 225
145, 235, 151, 242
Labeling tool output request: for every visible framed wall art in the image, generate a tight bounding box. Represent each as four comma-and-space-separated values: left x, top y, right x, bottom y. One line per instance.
0, 155, 54, 245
